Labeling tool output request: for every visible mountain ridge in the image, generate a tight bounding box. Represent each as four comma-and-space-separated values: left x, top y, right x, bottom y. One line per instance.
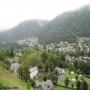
0, 5, 90, 44
0, 20, 49, 42
39, 5, 90, 44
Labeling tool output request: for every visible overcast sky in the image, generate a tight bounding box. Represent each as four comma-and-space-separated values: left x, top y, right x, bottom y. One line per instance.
0, 0, 90, 31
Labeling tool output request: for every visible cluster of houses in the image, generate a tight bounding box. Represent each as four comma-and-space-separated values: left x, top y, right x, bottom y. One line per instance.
46, 37, 90, 54
46, 42, 76, 53
10, 61, 65, 90
15, 37, 43, 49
77, 37, 90, 52
16, 37, 39, 45
12, 36, 90, 55
10, 62, 65, 77
66, 55, 90, 62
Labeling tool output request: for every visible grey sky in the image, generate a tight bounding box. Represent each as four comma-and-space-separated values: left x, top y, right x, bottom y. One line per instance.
0, 0, 90, 31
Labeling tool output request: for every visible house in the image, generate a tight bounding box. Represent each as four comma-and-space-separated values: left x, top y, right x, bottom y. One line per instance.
10, 62, 20, 73
55, 67, 65, 75
42, 80, 54, 90
35, 80, 54, 90
29, 66, 38, 79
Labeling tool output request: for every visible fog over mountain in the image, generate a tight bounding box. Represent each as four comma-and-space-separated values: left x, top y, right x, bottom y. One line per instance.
39, 5, 90, 44
0, 20, 49, 42
0, 5, 90, 44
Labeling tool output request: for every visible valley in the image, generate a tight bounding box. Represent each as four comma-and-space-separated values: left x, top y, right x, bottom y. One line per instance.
0, 4, 90, 90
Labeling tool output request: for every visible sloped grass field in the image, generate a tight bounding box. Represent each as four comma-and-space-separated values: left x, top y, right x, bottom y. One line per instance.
0, 66, 33, 90
0, 67, 90, 90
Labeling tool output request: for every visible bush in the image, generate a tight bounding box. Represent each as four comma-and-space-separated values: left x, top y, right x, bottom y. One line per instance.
0, 61, 10, 70
48, 74, 58, 86
64, 77, 69, 87
0, 81, 4, 88
43, 76, 48, 81
85, 75, 90, 79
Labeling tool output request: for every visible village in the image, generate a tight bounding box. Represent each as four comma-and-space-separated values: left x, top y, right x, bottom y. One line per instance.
0, 1, 90, 90
9, 36, 90, 90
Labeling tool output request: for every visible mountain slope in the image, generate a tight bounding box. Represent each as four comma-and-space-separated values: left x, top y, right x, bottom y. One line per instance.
1, 5, 90, 44
0, 20, 49, 42
39, 5, 90, 44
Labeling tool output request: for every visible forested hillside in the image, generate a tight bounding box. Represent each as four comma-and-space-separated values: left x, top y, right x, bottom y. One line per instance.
0, 5, 90, 44
39, 5, 90, 44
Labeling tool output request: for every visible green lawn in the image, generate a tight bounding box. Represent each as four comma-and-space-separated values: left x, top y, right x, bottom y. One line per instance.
54, 70, 90, 90
55, 86, 65, 90
38, 70, 90, 90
